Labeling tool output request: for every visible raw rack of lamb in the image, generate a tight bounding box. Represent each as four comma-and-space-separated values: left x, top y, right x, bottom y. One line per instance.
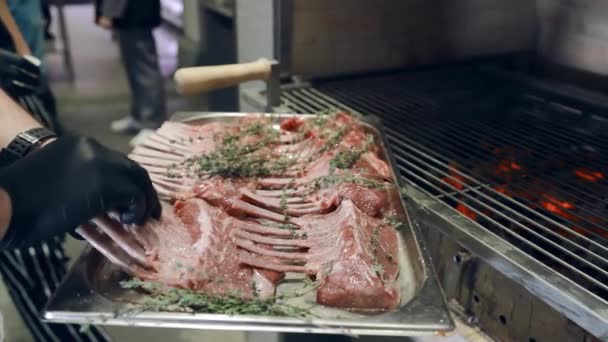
80, 111, 405, 311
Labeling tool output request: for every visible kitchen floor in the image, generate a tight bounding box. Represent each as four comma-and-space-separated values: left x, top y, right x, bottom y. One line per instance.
0, 4, 490, 342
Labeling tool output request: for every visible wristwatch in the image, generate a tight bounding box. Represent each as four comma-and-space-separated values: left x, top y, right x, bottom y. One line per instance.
0, 127, 57, 166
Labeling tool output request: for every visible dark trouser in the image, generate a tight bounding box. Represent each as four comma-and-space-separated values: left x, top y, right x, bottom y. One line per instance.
117, 28, 166, 128
42, 0, 51, 34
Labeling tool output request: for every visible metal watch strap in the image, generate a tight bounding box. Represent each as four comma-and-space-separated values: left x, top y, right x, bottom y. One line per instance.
0, 127, 56, 165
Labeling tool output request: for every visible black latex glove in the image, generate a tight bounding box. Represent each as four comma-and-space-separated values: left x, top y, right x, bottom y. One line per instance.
0, 49, 41, 96
0, 135, 161, 249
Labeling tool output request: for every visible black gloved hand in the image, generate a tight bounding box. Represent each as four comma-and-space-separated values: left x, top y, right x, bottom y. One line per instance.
0, 135, 161, 249
0, 49, 41, 96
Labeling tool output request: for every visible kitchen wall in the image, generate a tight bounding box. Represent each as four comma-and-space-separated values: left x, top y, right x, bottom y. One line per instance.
236, 0, 275, 111
290, 0, 538, 78
537, 0, 608, 75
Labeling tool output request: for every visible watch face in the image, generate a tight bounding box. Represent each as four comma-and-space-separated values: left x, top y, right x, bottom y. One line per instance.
21, 132, 41, 144
23, 55, 41, 67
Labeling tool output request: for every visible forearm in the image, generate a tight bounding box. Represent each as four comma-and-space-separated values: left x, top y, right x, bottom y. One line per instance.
0, 87, 57, 243
0, 89, 41, 148
0, 88, 44, 239
0, 188, 11, 241
0, 0, 30, 55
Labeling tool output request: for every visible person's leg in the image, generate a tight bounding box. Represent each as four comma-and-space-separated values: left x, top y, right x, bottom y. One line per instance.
41, 0, 54, 40
125, 28, 166, 129
113, 29, 144, 132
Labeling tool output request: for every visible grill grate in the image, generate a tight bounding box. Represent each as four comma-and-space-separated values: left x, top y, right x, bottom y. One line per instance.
280, 67, 608, 303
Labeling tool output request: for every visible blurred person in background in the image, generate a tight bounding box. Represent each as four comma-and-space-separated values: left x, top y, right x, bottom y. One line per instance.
42, 0, 54, 41
95, 0, 167, 134
0, 0, 63, 134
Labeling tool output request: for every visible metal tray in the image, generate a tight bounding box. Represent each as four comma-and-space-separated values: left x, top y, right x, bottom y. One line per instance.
43, 112, 453, 336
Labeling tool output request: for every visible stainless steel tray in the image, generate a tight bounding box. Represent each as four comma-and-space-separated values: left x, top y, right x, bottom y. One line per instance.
43, 112, 453, 336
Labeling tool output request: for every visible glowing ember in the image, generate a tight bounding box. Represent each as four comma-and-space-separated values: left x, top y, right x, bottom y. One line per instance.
497, 160, 522, 173
572, 226, 586, 235
573, 168, 604, 182
442, 163, 467, 190
540, 194, 576, 220
542, 195, 575, 209
494, 185, 508, 195
456, 203, 477, 220
591, 227, 608, 239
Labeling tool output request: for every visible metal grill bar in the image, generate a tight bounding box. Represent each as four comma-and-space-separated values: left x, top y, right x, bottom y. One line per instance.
516, 95, 608, 147
285, 85, 608, 246
321, 84, 608, 237
284, 88, 608, 263
385, 133, 608, 283
306, 70, 608, 298
336, 89, 608, 238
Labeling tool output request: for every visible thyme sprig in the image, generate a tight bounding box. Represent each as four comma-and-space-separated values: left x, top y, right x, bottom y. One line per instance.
257, 219, 307, 239
329, 134, 374, 171
317, 126, 348, 156
120, 279, 312, 317
369, 215, 407, 281
222, 122, 266, 145
180, 125, 285, 178
312, 172, 389, 190
280, 186, 289, 221
174, 120, 309, 179
369, 225, 386, 280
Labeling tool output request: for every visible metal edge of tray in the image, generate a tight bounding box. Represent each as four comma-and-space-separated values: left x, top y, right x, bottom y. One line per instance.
43, 246, 450, 336
43, 112, 453, 336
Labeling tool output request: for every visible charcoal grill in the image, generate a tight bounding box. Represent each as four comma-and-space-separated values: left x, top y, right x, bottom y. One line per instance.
243, 62, 608, 341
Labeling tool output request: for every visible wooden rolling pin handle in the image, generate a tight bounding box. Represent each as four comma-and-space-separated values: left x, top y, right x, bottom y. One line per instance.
174, 58, 273, 96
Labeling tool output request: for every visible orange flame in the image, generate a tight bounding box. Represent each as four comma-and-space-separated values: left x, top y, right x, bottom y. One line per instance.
573, 168, 604, 182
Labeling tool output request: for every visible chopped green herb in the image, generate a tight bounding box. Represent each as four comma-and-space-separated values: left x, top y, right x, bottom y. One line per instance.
119, 279, 312, 317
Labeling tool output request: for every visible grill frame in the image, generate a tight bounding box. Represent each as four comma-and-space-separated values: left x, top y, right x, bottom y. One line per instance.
271, 67, 608, 339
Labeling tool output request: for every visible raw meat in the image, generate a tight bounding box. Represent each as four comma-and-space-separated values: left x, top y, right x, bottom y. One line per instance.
83, 112, 404, 311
